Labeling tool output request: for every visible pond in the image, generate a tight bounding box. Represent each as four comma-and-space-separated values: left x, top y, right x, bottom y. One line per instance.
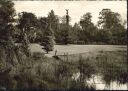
72, 72, 128, 90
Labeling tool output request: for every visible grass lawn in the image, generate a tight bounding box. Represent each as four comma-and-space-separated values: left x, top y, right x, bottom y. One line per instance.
29, 44, 127, 57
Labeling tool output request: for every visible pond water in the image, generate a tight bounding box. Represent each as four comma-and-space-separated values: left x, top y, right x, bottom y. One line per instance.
72, 72, 128, 90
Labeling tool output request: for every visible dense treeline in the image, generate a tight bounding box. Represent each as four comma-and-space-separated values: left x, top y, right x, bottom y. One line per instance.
0, 0, 127, 52
13, 7, 127, 47
28, 9, 126, 45
16, 10, 127, 46
2, 2, 124, 53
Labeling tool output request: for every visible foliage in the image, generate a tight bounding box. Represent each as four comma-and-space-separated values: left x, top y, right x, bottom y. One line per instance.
69, 23, 81, 43
37, 10, 59, 44
12, 8, 127, 45
97, 9, 126, 45
80, 12, 98, 43
37, 17, 48, 43
0, 0, 18, 79
0, 1, 127, 90
0, 44, 127, 89
57, 23, 72, 44
17, 12, 38, 56
47, 10, 59, 39
96, 29, 112, 44
60, 15, 71, 24
32, 52, 44, 60
17, 12, 38, 43
41, 24, 55, 53
98, 9, 121, 29
0, 0, 15, 45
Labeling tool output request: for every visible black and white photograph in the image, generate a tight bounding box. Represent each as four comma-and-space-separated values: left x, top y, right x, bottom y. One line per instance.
0, 0, 127, 90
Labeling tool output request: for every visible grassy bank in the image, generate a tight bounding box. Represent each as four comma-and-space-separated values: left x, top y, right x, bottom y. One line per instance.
0, 45, 127, 90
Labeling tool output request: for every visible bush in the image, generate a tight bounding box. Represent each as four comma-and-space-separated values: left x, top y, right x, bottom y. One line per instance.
32, 52, 44, 60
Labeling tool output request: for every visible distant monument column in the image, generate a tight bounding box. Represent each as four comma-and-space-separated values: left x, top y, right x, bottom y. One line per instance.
64, 9, 70, 45
65, 10, 70, 87
66, 9, 69, 25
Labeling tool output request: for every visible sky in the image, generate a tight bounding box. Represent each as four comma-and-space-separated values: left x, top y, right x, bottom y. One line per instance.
13, 0, 127, 25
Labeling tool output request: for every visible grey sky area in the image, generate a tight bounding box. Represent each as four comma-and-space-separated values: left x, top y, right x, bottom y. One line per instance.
14, 0, 127, 25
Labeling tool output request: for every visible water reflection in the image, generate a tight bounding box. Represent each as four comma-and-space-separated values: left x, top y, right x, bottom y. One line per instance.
72, 73, 128, 90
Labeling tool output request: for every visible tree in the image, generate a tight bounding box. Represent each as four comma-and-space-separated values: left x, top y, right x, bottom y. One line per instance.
18, 12, 38, 42
41, 24, 55, 53
0, 0, 20, 80
70, 23, 81, 43
39, 17, 48, 29
17, 12, 38, 56
0, 0, 16, 45
96, 29, 112, 44
80, 12, 97, 43
37, 17, 48, 43
58, 10, 71, 45
47, 10, 59, 43
110, 24, 127, 45
60, 15, 71, 24
58, 23, 72, 44
98, 9, 121, 30
98, 9, 126, 45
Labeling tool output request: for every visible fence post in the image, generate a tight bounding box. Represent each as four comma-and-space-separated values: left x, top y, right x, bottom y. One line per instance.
55, 50, 57, 56
67, 52, 68, 61
64, 52, 65, 61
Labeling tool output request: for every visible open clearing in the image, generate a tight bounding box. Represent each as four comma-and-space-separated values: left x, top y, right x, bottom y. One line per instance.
29, 44, 127, 57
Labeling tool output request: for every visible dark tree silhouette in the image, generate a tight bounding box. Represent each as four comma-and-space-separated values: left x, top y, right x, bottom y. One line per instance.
41, 24, 55, 53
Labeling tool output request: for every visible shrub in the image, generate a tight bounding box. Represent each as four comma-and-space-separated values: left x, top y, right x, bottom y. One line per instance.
32, 52, 44, 60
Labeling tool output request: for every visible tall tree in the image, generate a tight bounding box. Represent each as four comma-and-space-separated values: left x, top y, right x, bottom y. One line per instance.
70, 23, 81, 43
17, 12, 38, 55
98, 9, 121, 30
98, 9, 126, 44
47, 10, 59, 42
58, 10, 71, 44
18, 12, 38, 42
0, 0, 15, 45
58, 23, 72, 44
60, 15, 71, 24
37, 17, 48, 43
41, 24, 55, 53
80, 12, 97, 43
0, 0, 19, 74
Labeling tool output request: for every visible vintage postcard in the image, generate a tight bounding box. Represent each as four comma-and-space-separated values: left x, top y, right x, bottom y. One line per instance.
0, 0, 127, 90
